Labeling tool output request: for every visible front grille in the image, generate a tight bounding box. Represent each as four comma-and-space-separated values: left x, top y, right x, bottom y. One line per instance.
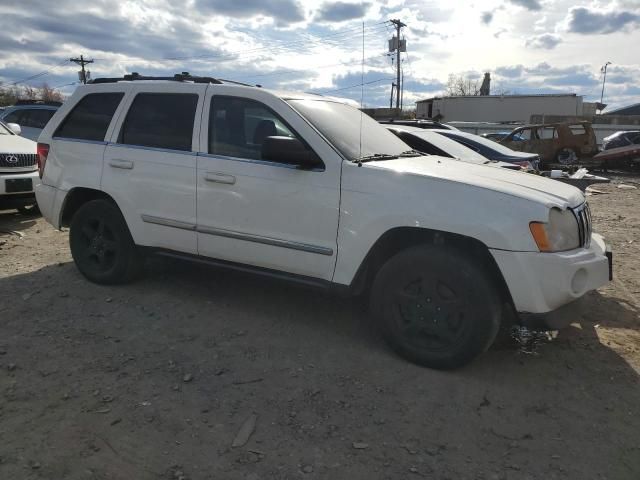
573, 202, 592, 248
0, 153, 38, 168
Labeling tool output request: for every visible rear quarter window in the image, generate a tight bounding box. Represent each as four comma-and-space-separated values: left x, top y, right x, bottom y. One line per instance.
55, 93, 124, 141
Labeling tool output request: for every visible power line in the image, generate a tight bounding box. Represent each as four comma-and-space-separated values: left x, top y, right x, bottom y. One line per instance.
318, 76, 394, 94
0, 59, 68, 87
165, 23, 390, 62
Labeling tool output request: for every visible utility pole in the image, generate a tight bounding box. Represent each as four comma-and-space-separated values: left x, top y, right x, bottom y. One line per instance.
389, 19, 406, 113
599, 61, 612, 113
70, 55, 94, 84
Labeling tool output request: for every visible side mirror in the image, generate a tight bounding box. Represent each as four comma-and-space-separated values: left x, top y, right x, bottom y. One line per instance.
7, 123, 22, 135
261, 136, 321, 169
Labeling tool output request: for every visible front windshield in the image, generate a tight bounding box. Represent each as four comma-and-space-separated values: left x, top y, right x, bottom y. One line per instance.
287, 99, 412, 161
0, 122, 11, 135
440, 130, 523, 156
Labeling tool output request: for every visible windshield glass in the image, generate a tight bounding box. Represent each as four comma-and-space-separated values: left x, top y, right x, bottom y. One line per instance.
440, 130, 524, 156
287, 99, 411, 160
411, 130, 488, 163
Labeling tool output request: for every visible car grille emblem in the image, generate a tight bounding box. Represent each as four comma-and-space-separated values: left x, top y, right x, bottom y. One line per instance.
5, 155, 19, 164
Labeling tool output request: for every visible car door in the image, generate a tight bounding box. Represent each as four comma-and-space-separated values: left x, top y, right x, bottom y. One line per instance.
102, 85, 206, 254
196, 88, 341, 281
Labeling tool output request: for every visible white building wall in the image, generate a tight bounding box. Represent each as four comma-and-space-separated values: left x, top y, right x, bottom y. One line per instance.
421, 95, 584, 123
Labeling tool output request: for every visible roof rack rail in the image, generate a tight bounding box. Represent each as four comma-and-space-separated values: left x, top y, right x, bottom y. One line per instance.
89, 72, 224, 85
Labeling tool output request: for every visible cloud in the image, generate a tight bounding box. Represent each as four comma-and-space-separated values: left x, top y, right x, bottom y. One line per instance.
508, 0, 542, 11
316, 2, 371, 22
525, 33, 562, 49
495, 65, 524, 78
566, 6, 640, 34
481, 11, 494, 25
196, 0, 306, 24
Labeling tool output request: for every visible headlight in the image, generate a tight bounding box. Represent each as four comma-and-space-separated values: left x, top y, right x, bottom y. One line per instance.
529, 208, 580, 252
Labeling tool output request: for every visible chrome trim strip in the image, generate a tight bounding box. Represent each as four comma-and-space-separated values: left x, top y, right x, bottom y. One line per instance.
140, 214, 333, 256
197, 224, 334, 256
108, 143, 198, 156
196, 152, 324, 172
141, 214, 196, 231
52, 137, 108, 145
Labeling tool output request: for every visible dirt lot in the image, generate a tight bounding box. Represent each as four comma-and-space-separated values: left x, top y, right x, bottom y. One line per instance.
1, 177, 639, 480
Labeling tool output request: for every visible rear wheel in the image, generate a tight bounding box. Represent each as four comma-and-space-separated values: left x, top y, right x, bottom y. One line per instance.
370, 244, 501, 369
69, 199, 142, 284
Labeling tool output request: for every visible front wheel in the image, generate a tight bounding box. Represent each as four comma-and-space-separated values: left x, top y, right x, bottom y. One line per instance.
69, 199, 143, 284
370, 245, 501, 369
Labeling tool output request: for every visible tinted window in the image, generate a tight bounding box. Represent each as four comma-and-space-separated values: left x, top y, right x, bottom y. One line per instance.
3, 110, 25, 124
397, 132, 448, 156
209, 96, 297, 161
23, 109, 55, 129
120, 93, 197, 151
56, 93, 124, 141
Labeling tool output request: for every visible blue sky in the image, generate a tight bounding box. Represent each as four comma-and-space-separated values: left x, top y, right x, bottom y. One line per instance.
0, 0, 639, 111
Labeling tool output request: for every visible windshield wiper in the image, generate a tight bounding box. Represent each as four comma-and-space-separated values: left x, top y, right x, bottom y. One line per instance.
354, 153, 400, 163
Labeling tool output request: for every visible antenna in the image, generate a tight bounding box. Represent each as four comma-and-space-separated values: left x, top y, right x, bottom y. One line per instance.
358, 21, 364, 164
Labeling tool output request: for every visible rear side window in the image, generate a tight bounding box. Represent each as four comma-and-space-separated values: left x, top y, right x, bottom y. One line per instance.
119, 93, 198, 152
55, 93, 124, 141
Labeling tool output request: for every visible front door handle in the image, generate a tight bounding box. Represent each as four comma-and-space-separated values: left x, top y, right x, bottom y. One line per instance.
108, 159, 134, 170
204, 172, 236, 185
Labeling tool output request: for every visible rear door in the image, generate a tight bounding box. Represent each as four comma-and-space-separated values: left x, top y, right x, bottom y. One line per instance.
195, 88, 341, 280
102, 85, 206, 254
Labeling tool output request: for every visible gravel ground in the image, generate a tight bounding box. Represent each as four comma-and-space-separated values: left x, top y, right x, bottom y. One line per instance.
1, 176, 639, 480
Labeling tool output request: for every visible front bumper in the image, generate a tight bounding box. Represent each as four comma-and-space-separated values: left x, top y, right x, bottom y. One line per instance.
491, 233, 611, 329
0, 170, 39, 208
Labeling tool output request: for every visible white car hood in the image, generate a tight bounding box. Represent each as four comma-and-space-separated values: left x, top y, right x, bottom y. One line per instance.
366, 155, 584, 209
0, 133, 37, 154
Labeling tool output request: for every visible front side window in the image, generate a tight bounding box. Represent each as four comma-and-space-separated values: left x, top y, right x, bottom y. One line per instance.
209, 96, 297, 161
120, 93, 198, 152
55, 93, 124, 141
3, 110, 25, 125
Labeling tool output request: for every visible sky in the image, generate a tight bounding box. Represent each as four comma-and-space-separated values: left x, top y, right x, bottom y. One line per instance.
0, 0, 639, 111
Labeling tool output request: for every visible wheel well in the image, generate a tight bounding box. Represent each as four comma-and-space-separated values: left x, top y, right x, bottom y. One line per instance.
350, 227, 514, 306
60, 188, 114, 227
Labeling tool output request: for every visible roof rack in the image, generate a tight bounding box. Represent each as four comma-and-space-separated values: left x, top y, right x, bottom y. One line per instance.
90, 72, 224, 85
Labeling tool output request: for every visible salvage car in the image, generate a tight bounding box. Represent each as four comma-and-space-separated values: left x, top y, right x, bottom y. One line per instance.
0, 121, 40, 213
434, 129, 539, 169
0, 101, 61, 142
500, 121, 599, 168
379, 119, 457, 130
386, 125, 523, 170
36, 73, 611, 369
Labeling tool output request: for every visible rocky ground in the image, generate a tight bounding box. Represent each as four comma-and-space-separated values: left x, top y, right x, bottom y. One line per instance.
1, 176, 639, 480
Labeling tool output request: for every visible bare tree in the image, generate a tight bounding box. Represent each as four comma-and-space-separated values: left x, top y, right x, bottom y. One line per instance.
40, 83, 65, 102
446, 74, 480, 96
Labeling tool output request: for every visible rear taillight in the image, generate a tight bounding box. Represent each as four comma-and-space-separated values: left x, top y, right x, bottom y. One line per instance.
37, 143, 49, 179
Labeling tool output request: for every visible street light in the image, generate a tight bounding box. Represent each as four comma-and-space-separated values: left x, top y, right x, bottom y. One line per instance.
599, 61, 612, 113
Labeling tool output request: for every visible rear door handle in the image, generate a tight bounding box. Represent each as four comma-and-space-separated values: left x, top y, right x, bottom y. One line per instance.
109, 159, 134, 170
204, 172, 236, 185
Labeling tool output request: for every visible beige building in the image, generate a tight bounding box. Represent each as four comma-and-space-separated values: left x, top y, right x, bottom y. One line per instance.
416, 94, 596, 123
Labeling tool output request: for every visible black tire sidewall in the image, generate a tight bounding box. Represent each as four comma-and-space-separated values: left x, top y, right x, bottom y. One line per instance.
371, 244, 501, 369
69, 199, 140, 284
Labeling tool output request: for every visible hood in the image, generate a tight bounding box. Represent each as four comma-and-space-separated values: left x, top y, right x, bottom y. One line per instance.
0, 133, 37, 154
365, 155, 584, 209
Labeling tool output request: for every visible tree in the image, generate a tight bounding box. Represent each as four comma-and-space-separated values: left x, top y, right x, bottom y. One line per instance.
0, 83, 65, 106
446, 74, 481, 96
40, 83, 65, 103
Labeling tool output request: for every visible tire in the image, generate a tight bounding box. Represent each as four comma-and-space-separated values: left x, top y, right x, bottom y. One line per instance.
17, 204, 40, 216
69, 199, 143, 284
556, 148, 578, 165
370, 244, 501, 369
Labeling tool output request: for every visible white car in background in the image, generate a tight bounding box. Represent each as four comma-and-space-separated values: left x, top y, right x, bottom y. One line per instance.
0, 121, 40, 214
386, 125, 523, 170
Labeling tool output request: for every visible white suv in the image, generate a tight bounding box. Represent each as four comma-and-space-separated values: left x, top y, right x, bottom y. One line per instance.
35, 73, 612, 369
